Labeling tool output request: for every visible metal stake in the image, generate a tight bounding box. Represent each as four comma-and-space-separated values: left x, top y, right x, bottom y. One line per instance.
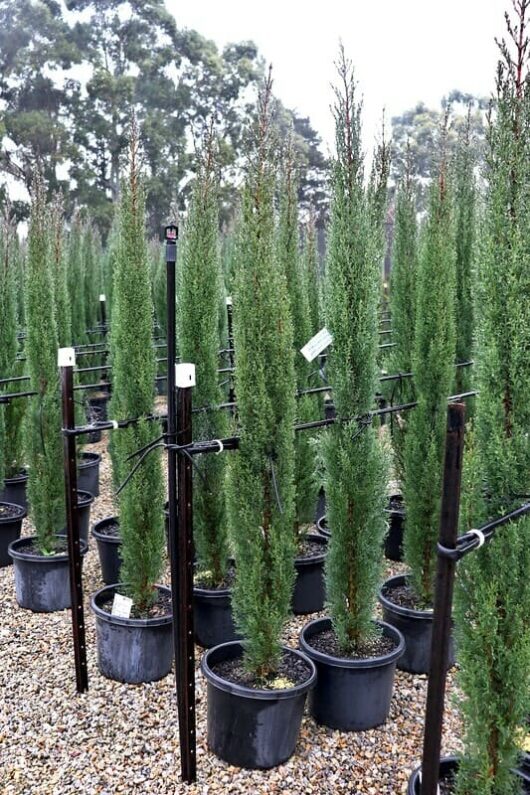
59, 348, 88, 693
226, 296, 235, 405
420, 402, 466, 794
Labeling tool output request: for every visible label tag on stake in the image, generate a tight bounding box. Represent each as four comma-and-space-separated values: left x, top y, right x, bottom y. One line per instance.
111, 593, 133, 618
300, 328, 333, 362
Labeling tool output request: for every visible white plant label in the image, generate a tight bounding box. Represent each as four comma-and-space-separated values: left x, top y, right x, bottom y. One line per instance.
300, 327, 333, 362
111, 593, 133, 619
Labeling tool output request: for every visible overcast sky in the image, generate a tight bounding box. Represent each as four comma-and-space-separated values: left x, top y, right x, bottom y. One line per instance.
167, 0, 507, 153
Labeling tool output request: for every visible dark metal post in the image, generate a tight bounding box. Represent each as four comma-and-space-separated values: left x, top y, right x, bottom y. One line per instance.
59, 347, 88, 693
175, 365, 196, 783
99, 294, 107, 330
226, 296, 235, 405
420, 402, 466, 794
164, 224, 196, 783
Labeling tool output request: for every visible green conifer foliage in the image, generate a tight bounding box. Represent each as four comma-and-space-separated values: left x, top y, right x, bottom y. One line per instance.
277, 137, 318, 527
455, 6, 530, 792
303, 208, 321, 336
50, 195, 71, 347
68, 213, 87, 345
388, 166, 418, 481
109, 125, 164, 610
83, 225, 100, 331
178, 137, 229, 585
227, 72, 297, 677
24, 175, 64, 554
0, 215, 25, 480
322, 52, 388, 651
403, 154, 456, 606
453, 113, 476, 397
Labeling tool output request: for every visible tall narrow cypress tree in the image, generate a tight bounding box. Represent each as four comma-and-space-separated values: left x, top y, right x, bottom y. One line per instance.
178, 136, 229, 585
277, 137, 318, 528
388, 162, 419, 482
109, 123, 164, 610
83, 224, 100, 332
403, 144, 456, 606
455, 5, 530, 792
68, 213, 86, 345
322, 51, 388, 650
50, 194, 71, 347
0, 214, 25, 480
303, 208, 321, 336
227, 72, 297, 677
24, 175, 64, 554
453, 112, 476, 398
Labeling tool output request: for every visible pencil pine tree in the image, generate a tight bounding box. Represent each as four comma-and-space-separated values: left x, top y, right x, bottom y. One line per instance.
68, 213, 86, 345
50, 195, 71, 347
109, 124, 165, 610
277, 137, 318, 528
403, 147, 456, 606
24, 175, 64, 554
455, 5, 530, 793
227, 71, 297, 677
303, 208, 321, 336
178, 136, 229, 585
453, 112, 476, 398
388, 165, 418, 482
322, 51, 388, 651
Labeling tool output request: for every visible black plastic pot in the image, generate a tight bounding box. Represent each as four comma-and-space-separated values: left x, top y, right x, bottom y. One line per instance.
378, 574, 455, 674
60, 490, 94, 544
194, 584, 240, 649
77, 452, 101, 497
201, 641, 317, 769
407, 756, 530, 794
0, 502, 27, 567
0, 470, 28, 510
86, 405, 103, 443
87, 392, 109, 421
300, 617, 404, 731
92, 517, 121, 584
316, 515, 330, 538
91, 583, 173, 683
292, 534, 327, 615
315, 487, 326, 523
8, 534, 88, 612
384, 494, 404, 562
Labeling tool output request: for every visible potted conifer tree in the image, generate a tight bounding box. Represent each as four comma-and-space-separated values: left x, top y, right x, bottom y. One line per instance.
90, 123, 170, 684
0, 214, 27, 565
299, 51, 404, 732
277, 139, 327, 615
177, 134, 236, 648
0, 216, 28, 511
201, 73, 316, 770
379, 137, 457, 674
8, 176, 90, 611
384, 160, 418, 561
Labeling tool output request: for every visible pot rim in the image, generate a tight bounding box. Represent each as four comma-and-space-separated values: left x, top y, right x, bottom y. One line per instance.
316, 515, 330, 537
378, 573, 433, 620
0, 501, 27, 522
79, 451, 102, 468
90, 583, 172, 627
77, 489, 95, 507
294, 532, 328, 567
8, 533, 88, 562
3, 469, 28, 485
408, 755, 459, 792
384, 494, 405, 516
201, 640, 317, 700
300, 616, 405, 669
92, 516, 121, 543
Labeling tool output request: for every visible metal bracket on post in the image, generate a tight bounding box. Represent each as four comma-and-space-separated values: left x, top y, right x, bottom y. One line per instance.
59, 347, 88, 693
420, 402, 466, 794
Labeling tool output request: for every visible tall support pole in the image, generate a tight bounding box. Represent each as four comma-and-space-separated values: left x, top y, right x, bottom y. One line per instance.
226, 296, 235, 405
164, 224, 196, 783
175, 363, 196, 783
420, 402, 466, 794
99, 294, 107, 330
59, 347, 88, 693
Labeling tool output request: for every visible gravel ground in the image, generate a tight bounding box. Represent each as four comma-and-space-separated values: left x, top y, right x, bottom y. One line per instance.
0, 432, 463, 795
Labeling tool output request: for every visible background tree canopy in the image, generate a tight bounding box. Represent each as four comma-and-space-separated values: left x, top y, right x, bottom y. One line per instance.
0, 0, 329, 236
